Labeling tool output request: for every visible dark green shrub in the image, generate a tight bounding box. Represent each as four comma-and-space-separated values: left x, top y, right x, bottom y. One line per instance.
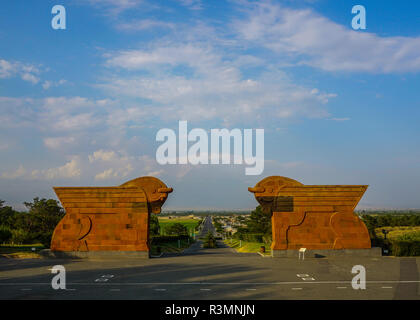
233, 232, 265, 243
149, 214, 160, 236
10, 229, 31, 244
150, 235, 191, 245
262, 234, 272, 244
203, 232, 217, 248
34, 231, 53, 248
0, 225, 12, 243
165, 223, 188, 236
390, 240, 420, 256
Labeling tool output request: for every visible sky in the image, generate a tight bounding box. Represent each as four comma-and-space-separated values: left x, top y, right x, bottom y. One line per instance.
0, 0, 420, 211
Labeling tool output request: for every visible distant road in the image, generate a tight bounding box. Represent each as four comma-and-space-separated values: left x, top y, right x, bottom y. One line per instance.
197, 216, 216, 238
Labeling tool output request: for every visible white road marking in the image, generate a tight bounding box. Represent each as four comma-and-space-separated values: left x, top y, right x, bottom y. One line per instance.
382, 286, 393, 289
154, 288, 167, 291
292, 288, 303, 290
297, 274, 309, 278
246, 288, 257, 291
2, 280, 419, 286
94, 274, 115, 282
200, 288, 211, 291
337, 287, 347, 289
65, 288, 76, 291
302, 277, 316, 281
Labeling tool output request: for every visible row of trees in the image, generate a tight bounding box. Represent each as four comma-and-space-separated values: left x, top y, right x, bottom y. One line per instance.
361, 214, 420, 231
149, 214, 191, 237
233, 206, 272, 243
0, 198, 64, 246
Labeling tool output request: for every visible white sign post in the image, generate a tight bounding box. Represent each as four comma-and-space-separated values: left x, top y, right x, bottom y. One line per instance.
299, 248, 306, 260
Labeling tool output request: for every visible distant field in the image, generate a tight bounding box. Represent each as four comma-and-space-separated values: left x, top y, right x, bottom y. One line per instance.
158, 217, 200, 235
375, 226, 420, 240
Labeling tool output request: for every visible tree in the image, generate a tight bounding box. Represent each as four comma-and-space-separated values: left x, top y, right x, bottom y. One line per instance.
149, 214, 160, 236
0, 201, 17, 228
165, 223, 188, 236
20, 198, 65, 246
246, 205, 272, 235
203, 231, 216, 248
23, 198, 65, 234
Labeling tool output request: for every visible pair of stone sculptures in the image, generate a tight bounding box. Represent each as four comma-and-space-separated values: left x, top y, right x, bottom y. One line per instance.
51, 176, 371, 255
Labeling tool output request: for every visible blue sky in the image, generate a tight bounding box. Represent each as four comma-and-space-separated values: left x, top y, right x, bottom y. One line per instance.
1, 0, 420, 210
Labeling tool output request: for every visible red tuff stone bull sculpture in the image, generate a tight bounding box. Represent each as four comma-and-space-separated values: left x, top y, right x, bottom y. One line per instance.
249, 176, 372, 256
50, 176, 173, 257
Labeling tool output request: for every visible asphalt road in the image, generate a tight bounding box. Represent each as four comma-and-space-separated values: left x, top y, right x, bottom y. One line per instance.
0, 217, 419, 300
197, 216, 216, 238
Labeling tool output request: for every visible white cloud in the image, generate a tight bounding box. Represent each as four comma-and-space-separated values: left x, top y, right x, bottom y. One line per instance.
0, 96, 117, 131
117, 19, 175, 31
102, 44, 335, 122
31, 158, 82, 180
95, 168, 115, 180
44, 136, 76, 150
89, 150, 118, 162
84, 0, 145, 15
1, 165, 26, 179
0, 58, 41, 84
42, 79, 67, 90
233, 1, 420, 73
0, 59, 15, 78
176, 0, 202, 10
327, 117, 351, 121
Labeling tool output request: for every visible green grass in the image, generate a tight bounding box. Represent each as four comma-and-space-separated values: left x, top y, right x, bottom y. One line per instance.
374, 226, 420, 240
224, 239, 271, 255
158, 218, 200, 235
149, 239, 192, 255
0, 244, 45, 258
